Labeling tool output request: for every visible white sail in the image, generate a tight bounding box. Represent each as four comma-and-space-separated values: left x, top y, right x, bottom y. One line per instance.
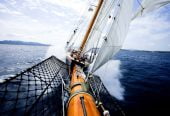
92, 0, 133, 72
132, 0, 170, 19
83, 0, 115, 52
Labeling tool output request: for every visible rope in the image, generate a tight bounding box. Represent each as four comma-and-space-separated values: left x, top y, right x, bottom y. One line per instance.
62, 80, 65, 116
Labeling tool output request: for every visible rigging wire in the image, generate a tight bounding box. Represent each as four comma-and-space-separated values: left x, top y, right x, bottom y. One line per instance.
66, 2, 90, 49
67, 1, 96, 50
137, 0, 144, 9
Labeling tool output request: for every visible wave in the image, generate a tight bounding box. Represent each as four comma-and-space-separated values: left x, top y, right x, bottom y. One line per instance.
94, 60, 124, 100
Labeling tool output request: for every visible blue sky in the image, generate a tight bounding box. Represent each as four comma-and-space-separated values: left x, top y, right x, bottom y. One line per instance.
0, 0, 170, 51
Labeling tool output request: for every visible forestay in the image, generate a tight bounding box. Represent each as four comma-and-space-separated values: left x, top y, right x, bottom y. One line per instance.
132, 0, 170, 19
92, 0, 133, 72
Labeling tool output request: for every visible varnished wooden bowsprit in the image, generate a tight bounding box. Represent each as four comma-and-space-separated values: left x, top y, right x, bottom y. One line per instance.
67, 65, 100, 116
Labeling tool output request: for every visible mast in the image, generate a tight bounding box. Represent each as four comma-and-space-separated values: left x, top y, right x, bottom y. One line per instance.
80, 0, 104, 52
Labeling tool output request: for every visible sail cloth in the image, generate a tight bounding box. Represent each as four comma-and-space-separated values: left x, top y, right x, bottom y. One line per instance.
83, 0, 115, 52
88, 0, 170, 72
132, 0, 170, 20
92, 0, 133, 72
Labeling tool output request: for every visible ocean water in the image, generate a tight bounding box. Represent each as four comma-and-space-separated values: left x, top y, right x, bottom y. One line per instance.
0, 44, 49, 79
115, 50, 170, 116
0, 44, 170, 116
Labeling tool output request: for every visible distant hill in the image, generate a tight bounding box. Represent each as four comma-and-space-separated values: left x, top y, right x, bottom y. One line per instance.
0, 40, 50, 46
121, 49, 170, 53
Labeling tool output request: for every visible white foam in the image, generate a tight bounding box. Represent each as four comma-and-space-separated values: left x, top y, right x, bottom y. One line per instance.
45, 45, 66, 62
94, 60, 124, 100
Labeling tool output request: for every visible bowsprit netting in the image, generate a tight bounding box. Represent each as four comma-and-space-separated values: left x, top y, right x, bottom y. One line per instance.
0, 55, 125, 116
87, 75, 126, 116
0, 56, 69, 116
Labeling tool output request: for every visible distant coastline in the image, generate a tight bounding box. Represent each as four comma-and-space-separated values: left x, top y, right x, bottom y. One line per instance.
121, 49, 170, 53
0, 40, 50, 46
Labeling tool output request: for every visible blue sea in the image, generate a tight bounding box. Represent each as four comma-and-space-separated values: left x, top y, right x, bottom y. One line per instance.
0, 44, 170, 116
115, 50, 170, 116
0, 44, 49, 79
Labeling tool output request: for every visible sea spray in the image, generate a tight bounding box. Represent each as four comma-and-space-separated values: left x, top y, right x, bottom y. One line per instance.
45, 45, 66, 62
94, 60, 124, 100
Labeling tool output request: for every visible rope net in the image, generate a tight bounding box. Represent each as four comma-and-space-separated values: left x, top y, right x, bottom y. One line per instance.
87, 75, 126, 116
0, 56, 69, 116
0, 55, 124, 116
